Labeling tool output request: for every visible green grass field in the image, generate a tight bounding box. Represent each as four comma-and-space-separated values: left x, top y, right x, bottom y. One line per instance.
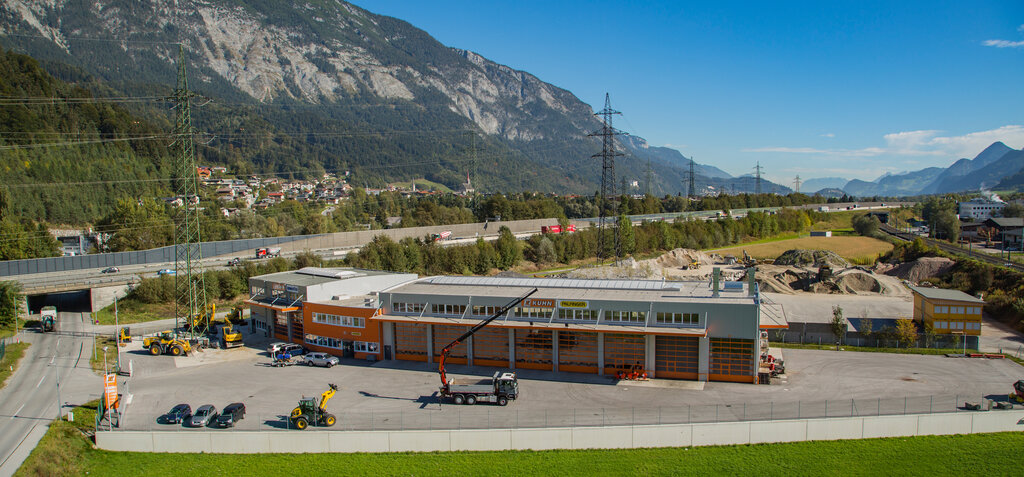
17, 401, 1024, 476
0, 342, 29, 391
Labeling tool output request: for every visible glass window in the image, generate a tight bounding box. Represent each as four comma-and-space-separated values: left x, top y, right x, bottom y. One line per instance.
952, 322, 963, 330
513, 306, 549, 319
312, 312, 364, 328
472, 305, 501, 316
655, 312, 700, 325
557, 308, 597, 320
431, 304, 467, 316
605, 310, 646, 323
354, 341, 380, 353
392, 302, 425, 314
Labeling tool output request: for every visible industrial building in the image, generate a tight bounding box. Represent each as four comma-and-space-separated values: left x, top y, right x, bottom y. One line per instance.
909, 285, 986, 336
248, 268, 781, 383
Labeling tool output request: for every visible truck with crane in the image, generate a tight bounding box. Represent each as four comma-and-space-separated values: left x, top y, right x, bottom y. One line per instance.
437, 288, 537, 406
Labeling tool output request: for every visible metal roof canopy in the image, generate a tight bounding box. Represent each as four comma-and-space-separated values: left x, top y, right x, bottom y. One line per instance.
296, 267, 363, 279
907, 285, 986, 304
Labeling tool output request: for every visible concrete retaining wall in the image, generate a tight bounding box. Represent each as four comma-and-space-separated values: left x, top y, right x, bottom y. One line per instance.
95, 410, 1024, 454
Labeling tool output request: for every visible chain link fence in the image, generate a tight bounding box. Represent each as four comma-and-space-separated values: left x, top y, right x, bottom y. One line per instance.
113, 392, 1014, 432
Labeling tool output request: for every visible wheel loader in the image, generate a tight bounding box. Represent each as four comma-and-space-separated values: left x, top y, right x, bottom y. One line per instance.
289, 383, 338, 430
142, 331, 192, 356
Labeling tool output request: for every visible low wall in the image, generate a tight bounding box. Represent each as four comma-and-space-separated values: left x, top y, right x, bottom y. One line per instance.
95, 409, 1024, 454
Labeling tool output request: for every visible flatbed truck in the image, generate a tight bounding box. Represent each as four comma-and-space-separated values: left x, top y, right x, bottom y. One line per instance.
438, 288, 537, 405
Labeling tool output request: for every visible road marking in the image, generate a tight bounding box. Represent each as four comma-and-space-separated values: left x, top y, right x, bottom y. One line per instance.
36, 375, 45, 388
12, 404, 25, 419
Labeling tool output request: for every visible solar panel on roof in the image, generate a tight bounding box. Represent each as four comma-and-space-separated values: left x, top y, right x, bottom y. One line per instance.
427, 275, 680, 291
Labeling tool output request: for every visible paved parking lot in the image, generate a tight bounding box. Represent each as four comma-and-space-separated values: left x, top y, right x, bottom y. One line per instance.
113, 326, 1024, 431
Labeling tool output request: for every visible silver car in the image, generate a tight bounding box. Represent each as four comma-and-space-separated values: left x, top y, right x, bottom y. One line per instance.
303, 352, 340, 368
189, 404, 218, 427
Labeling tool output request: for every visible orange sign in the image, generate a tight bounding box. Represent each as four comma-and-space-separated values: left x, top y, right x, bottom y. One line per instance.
524, 298, 555, 308
103, 374, 118, 410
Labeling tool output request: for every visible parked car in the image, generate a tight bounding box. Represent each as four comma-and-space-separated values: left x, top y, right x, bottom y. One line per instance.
266, 342, 289, 355
303, 352, 340, 368
214, 402, 246, 428
101, 267, 120, 274
227, 257, 242, 267
189, 404, 218, 427
162, 404, 191, 424
157, 268, 176, 276
279, 343, 305, 357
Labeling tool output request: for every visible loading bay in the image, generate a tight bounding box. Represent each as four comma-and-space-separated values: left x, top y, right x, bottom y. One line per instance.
111, 326, 1024, 432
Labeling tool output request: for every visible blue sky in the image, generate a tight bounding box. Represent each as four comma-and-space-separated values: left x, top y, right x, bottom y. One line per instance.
350, 1, 1024, 184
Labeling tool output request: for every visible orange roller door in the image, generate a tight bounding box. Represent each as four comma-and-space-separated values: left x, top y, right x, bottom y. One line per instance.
604, 333, 645, 375
655, 335, 698, 380
432, 324, 469, 364
394, 323, 428, 362
473, 327, 510, 368
709, 338, 756, 383
515, 329, 553, 371
558, 331, 598, 374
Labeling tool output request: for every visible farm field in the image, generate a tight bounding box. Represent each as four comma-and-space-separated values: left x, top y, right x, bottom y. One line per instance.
712, 235, 893, 263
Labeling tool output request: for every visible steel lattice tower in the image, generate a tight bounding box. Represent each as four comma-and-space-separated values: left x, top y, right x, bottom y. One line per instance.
793, 175, 802, 194
170, 45, 209, 336
589, 93, 623, 260
687, 157, 697, 199
754, 162, 764, 195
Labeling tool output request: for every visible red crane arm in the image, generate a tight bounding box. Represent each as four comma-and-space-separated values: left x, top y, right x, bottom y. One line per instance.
439, 288, 538, 391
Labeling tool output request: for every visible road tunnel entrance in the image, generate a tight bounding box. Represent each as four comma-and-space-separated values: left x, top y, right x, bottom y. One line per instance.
27, 289, 92, 314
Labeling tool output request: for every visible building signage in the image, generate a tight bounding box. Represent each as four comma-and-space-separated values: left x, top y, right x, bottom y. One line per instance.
524, 298, 555, 308
285, 285, 299, 293
103, 373, 118, 410
558, 300, 589, 309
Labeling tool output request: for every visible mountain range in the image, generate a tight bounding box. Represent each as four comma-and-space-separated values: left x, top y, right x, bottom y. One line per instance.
841, 142, 1024, 197
0, 0, 790, 197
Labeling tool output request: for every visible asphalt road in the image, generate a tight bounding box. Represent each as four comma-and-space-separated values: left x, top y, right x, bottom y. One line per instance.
0, 313, 100, 476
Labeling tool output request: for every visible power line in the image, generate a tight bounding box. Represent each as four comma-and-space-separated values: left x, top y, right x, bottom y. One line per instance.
0, 135, 166, 151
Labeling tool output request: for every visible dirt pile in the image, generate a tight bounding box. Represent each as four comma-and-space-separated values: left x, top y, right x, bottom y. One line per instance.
773, 249, 850, 268
651, 248, 716, 268
835, 271, 884, 294
885, 257, 955, 283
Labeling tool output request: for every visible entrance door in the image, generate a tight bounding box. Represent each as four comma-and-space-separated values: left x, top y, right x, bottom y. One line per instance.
342, 340, 355, 358
383, 345, 392, 360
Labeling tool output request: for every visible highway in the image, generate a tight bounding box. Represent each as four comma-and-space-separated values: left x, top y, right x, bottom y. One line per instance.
6, 202, 913, 295
879, 224, 1024, 273
0, 313, 100, 476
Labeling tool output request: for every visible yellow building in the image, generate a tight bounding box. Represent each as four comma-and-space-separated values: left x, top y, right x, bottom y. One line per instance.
909, 286, 986, 336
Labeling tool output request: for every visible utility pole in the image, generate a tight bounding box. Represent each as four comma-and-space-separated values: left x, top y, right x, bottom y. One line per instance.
589, 93, 624, 261
754, 162, 764, 195
793, 175, 802, 194
168, 45, 209, 337
114, 293, 120, 373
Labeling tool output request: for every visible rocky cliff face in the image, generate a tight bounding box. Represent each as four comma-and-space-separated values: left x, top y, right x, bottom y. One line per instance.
1, 0, 595, 143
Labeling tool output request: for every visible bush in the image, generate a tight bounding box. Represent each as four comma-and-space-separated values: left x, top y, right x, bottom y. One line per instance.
130, 276, 174, 304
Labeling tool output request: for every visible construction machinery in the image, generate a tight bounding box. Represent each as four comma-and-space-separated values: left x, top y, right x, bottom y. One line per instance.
190, 303, 216, 332
438, 288, 537, 405
742, 250, 757, 268
118, 327, 131, 344
289, 383, 338, 429
1013, 380, 1024, 404
40, 306, 57, 332
143, 331, 192, 356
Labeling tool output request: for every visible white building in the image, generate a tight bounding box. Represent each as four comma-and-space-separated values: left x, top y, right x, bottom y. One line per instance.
958, 196, 1005, 221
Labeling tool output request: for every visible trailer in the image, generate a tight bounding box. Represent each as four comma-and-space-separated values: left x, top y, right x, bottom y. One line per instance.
431, 231, 453, 241
438, 288, 537, 405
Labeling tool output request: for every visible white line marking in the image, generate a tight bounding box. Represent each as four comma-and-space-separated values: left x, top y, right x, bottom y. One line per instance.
12, 404, 25, 418
36, 375, 45, 388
